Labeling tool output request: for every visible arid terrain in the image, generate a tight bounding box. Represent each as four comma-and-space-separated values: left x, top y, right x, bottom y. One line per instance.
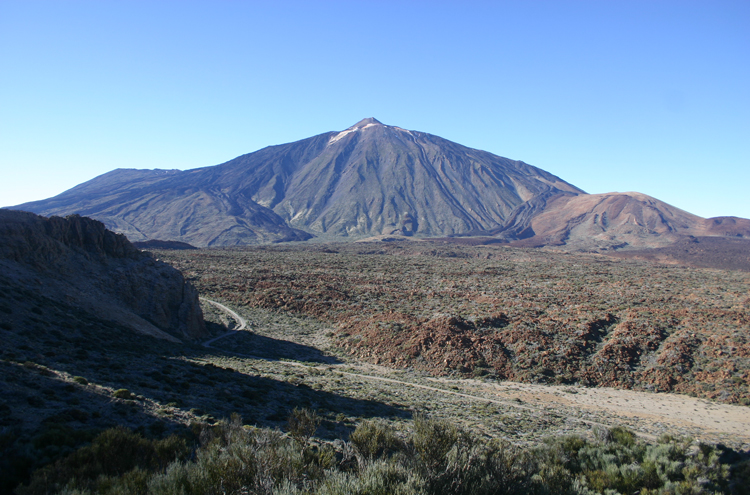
158, 240, 750, 405
3, 225, 750, 493
197, 300, 750, 449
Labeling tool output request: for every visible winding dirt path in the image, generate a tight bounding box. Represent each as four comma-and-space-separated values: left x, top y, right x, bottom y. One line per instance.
200, 297, 248, 348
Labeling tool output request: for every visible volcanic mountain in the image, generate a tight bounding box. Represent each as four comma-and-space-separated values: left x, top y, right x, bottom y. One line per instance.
11, 118, 749, 249
12, 118, 584, 246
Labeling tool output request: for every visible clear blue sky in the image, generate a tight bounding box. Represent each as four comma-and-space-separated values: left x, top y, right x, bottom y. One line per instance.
1, 0, 748, 218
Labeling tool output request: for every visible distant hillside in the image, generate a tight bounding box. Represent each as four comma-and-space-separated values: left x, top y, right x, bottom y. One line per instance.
12, 168, 313, 247
496, 192, 750, 251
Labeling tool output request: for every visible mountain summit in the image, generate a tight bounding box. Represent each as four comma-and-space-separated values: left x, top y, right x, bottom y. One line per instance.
13, 119, 584, 246
351, 117, 383, 127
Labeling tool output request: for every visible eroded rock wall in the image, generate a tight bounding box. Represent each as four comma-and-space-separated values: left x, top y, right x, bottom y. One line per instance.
0, 210, 206, 340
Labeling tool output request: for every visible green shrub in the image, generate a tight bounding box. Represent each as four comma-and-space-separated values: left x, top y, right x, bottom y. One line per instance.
408, 415, 538, 495
314, 459, 425, 495
286, 407, 320, 446
349, 419, 405, 461
17, 427, 189, 495
112, 389, 133, 400
16, 414, 750, 495
149, 421, 305, 495
609, 426, 636, 447
543, 435, 589, 472
412, 414, 462, 473
72, 376, 88, 385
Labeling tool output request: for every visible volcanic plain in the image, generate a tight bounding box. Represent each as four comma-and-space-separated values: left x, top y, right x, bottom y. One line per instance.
152, 240, 750, 446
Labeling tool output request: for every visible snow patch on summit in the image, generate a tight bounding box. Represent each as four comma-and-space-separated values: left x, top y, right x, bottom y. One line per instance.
329, 122, 384, 144
328, 129, 357, 144
327, 120, 417, 145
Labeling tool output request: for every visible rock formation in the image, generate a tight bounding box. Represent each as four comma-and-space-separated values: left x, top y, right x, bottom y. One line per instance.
0, 210, 206, 340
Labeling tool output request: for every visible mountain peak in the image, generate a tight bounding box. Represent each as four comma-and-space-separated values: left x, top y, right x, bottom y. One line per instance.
350, 117, 383, 129
328, 118, 387, 144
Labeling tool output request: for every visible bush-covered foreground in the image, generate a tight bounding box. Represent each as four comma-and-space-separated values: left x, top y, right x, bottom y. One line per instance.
15, 411, 750, 495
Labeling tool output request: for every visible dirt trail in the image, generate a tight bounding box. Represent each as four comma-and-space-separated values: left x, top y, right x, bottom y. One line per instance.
430, 377, 750, 446
200, 297, 248, 348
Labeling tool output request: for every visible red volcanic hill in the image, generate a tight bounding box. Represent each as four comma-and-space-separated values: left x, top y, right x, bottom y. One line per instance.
505, 192, 750, 251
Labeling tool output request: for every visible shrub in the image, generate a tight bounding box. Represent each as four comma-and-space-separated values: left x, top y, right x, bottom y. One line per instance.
150, 420, 306, 495
72, 377, 88, 385
609, 426, 636, 447
17, 427, 189, 495
286, 407, 320, 446
407, 414, 538, 495
412, 414, 462, 473
113, 389, 133, 400
313, 459, 426, 495
16, 414, 750, 495
542, 435, 589, 473
349, 419, 405, 461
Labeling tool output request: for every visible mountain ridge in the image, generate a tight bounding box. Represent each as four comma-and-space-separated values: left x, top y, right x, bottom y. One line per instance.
500, 192, 750, 250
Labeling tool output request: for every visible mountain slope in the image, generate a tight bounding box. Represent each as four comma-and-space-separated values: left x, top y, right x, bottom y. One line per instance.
13, 118, 584, 246
15, 168, 313, 246
212, 118, 584, 237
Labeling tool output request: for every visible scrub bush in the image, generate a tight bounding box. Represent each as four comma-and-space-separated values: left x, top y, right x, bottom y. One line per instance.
14, 419, 750, 495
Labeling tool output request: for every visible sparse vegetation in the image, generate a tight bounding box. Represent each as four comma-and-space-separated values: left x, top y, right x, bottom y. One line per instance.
287, 407, 321, 446
14, 415, 750, 495
113, 389, 134, 400
159, 242, 750, 405
3, 241, 750, 493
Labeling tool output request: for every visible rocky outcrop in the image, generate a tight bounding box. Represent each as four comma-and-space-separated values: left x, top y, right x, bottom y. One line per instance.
0, 210, 206, 340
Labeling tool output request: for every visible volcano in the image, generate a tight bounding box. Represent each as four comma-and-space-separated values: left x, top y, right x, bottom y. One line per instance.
12, 118, 583, 246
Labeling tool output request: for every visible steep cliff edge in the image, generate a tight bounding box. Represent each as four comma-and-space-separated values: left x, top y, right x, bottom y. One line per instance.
0, 210, 206, 340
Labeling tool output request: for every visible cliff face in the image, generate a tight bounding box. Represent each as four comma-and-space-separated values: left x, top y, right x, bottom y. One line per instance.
0, 210, 206, 340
